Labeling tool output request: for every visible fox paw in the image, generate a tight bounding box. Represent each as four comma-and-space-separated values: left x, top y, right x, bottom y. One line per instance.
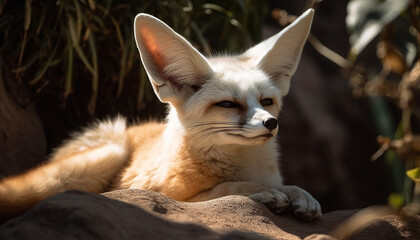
248, 188, 290, 214
291, 194, 321, 222
279, 185, 322, 222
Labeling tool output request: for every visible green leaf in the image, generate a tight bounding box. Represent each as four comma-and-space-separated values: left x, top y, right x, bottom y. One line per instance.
368, 96, 395, 138
67, 15, 95, 75
117, 34, 132, 98
346, 0, 410, 61
35, 5, 46, 34
29, 39, 60, 84
88, 0, 96, 10
202, 3, 234, 18
24, 0, 32, 31
388, 193, 405, 210
407, 168, 420, 183
73, 0, 83, 41
234, 0, 246, 13
64, 35, 74, 99
87, 29, 98, 115
0, 15, 13, 29
109, 15, 124, 50
11, 42, 44, 73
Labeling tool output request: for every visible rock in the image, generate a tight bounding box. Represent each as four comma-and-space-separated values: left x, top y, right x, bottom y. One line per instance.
0, 59, 46, 178
103, 189, 353, 239
1, 190, 417, 239
0, 190, 262, 240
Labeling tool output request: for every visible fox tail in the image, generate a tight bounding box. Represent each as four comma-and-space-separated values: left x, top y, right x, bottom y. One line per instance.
0, 117, 129, 222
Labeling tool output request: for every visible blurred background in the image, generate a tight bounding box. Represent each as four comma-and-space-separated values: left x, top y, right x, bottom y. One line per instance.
0, 0, 419, 212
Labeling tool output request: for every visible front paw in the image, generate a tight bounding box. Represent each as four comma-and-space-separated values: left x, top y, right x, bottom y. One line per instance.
291, 193, 322, 222
279, 185, 322, 222
248, 188, 290, 214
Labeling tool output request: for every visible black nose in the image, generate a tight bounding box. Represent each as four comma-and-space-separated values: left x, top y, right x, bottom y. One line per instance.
263, 118, 278, 130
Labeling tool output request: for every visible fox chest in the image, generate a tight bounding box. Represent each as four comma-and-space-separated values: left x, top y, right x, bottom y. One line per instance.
195, 156, 282, 186
196, 158, 240, 182
234, 151, 283, 188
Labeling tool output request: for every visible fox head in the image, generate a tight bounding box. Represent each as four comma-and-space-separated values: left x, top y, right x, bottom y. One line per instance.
134, 10, 313, 147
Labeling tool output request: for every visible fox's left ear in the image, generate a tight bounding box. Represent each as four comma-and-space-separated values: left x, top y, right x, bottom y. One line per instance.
243, 9, 314, 96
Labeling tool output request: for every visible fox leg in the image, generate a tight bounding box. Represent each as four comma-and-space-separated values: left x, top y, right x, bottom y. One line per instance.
186, 181, 290, 214
0, 142, 129, 221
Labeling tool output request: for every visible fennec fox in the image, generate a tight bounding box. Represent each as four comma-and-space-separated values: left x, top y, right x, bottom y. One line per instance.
0, 9, 321, 222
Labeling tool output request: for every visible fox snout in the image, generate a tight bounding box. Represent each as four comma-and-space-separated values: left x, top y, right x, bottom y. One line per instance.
248, 105, 278, 132
263, 118, 278, 130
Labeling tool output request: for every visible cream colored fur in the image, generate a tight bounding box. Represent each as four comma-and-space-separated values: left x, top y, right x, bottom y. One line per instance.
0, 9, 321, 222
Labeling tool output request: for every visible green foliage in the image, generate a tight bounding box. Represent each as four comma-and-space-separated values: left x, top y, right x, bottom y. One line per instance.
0, 0, 267, 114
407, 168, 420, 183
344, 0, 420, 206
388, 192, 405, 210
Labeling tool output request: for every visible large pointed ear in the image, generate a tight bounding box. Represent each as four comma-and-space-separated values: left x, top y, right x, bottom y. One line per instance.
243, 9, 314, 96
134, 14, 214, 106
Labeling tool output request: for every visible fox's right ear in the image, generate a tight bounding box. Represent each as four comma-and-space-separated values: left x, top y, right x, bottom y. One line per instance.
134, 14, 214, 107
242, 9, 314, 97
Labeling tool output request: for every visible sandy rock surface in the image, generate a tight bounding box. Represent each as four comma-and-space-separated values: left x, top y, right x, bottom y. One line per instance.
0, 190, 418, 239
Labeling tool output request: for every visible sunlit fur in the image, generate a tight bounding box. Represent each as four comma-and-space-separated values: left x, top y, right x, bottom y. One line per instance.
0, 9, 321, 222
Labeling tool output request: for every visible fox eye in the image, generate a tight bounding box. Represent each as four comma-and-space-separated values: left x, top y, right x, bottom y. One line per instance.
215, 101, 240, 108
261, 98, 273, 106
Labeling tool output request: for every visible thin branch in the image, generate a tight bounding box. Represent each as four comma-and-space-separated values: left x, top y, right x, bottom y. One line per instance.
308, 34, 352, 70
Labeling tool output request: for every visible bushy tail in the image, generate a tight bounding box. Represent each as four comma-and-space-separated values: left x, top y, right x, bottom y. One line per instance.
0, 117, 129, 222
